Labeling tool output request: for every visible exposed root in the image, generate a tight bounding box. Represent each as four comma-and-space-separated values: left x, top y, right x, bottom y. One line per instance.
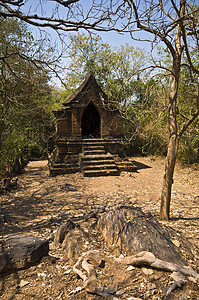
73, 250, 199, 297
117, 251, 199, 279
163, 280, 188, 299
73, 250, 116, 297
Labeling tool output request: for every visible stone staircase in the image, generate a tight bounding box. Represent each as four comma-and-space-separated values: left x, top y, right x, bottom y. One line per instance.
48, 153, 80, 176
81, 139, 119, 177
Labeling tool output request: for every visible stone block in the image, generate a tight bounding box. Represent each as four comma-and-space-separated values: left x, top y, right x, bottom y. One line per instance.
0, 233, 49, 274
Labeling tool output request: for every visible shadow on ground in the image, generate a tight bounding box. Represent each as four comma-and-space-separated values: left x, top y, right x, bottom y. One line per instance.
131, 160, 152, 170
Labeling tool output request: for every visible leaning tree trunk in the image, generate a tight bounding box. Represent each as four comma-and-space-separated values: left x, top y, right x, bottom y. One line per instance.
160, 68, 180, 221
160, 9, 184, 221
160, 132, 179, 221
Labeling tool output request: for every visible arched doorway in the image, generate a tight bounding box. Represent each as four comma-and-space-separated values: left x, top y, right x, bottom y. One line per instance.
82, 102, 101, 138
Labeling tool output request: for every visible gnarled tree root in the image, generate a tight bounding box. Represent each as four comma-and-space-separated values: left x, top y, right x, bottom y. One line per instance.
163, 280, 188, 299
117, 251, 199, 279
73, 250, 116, 297
73, 250, 199, 297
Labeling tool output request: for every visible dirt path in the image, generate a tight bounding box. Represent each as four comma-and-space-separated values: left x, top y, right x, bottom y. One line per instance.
0, 156, 198, 299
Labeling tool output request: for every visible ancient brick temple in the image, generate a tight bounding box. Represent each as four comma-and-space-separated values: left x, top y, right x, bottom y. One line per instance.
49, 75, 132, 176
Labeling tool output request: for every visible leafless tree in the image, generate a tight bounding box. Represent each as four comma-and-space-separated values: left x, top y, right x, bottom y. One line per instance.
123, 0, 199, 221
0, 0, 126, 32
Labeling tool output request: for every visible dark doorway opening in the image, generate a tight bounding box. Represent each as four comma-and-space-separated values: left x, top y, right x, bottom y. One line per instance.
82, 102, 101, 138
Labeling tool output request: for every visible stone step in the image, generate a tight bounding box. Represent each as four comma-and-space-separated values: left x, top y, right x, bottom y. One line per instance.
51, 161, 79, 167
83, 150, 105, 155
83, 169, 119, 177
81, 159, 115, 166
82, 141, 105, 147
83, 139, 103, 142
82, 163, 118, 171
50, 167, 79, 176
51, 163, 76, 168
83, 145, 105, 151
81, 156, 115, 163
81, 140, 119, 177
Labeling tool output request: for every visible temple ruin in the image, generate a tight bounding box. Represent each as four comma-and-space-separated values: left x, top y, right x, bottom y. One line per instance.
49, 75, 135, 176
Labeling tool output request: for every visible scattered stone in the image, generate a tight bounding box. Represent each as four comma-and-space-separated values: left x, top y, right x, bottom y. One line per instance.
172, 239, 181, 247
19, 280, 30, 287
37, 272, 47, 278
116, 290, 125, 295
127, 265, 136, 271
68, 286, 82, 295
0, 233, 49, 274
64, 269, 71, 275
1, 159, 198, 299
148, 283, 156, 290
59, 183, 77, 192
142, 267, 154, 275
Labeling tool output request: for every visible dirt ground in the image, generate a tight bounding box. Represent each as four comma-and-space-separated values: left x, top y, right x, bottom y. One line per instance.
0, 156, 198, 300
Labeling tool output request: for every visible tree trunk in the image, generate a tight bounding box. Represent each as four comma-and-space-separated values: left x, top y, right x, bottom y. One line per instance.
160, 67, 180, 221
160, 7, 184, 221
160, 133, 179, 221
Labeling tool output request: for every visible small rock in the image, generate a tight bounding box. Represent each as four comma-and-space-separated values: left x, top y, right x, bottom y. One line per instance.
37, 272, 46, 278
0, 234, 49, 274
59, 183, 77, 191
19, 280, 29, 287
148, 283, 156, 290
142, 267, 153, 275
116, 290, 125, 295
127, 265, 136, 271
69, 286, 82, 295
172, 239, 181, 247
152, 274, 161, 280
106, 285, 117, 294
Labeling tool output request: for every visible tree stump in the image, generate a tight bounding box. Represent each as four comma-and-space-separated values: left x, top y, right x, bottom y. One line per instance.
54, 221, 91, 262
97, 206, 192, 265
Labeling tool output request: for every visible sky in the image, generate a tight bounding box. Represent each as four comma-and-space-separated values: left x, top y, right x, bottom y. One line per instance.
20, 0, 154, 88
25, 0, 153, 46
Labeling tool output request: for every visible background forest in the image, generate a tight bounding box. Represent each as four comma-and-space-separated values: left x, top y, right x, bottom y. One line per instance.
0, 15, 198, 178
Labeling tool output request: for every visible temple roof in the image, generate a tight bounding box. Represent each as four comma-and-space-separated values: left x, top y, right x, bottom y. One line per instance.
62, 74, 108, 107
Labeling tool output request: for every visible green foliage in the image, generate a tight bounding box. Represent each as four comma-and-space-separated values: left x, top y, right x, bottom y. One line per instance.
178, 119, 199, 164
123, 81, 169, 157
0, 17, 57, 176
64, 33, 147, 103
59, 33, 198, 163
